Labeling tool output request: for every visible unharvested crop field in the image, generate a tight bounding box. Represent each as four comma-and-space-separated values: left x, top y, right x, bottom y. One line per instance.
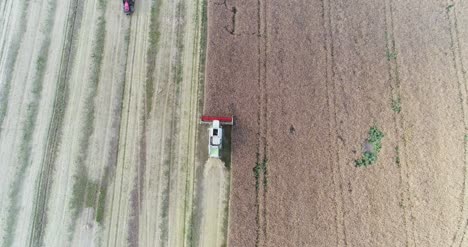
0, 0, 232, 246
204, 0, 468, 246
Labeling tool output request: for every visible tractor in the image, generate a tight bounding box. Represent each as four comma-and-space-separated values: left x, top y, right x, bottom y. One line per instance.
123, 0, 134, 15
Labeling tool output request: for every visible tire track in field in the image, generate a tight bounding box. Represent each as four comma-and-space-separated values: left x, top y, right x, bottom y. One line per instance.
186, 0, 209, 244
7, 0, 60, 243
45, 0, 98, 243
128, 0, 164, 241
0, 0, 38, 183
254, 0, 262, 245
260, 0, 269, 244
165, 2, 189, 246
105, 11, 141, 247
0, 0, 14, 62
142, 0, 203, 245
0, 0, 30, 133
98, 10, 131, 247
141, 1, 200, 243
153, 1, 182, 244
321, 0, 347, 245
104, 0, 151, 243
383, 0, 410, 245
141, 0, 180, 244
141, 0, 173, 245
1, 0, 53, 244
131, 1, 164, 241
138, 0, 178, 244
29, 0, 83, 244
446, 2, 468, 246
254, 0, 269, 245
383, 0, 416, 245
68, 0, 108, 244
182, 0, 205, 242
77, 1, 130, 244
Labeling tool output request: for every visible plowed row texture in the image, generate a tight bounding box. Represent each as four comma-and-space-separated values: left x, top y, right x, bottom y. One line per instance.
204, 0, 468, 246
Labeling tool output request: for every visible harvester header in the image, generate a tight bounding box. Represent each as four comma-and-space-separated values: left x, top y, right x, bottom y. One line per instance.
200, 116, 233, 125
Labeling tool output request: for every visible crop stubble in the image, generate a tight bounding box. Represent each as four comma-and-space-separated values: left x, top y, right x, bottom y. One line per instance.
0, 0, 208, 245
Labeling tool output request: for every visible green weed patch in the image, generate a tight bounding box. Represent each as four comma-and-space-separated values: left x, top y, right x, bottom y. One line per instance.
355, 125, 384, 167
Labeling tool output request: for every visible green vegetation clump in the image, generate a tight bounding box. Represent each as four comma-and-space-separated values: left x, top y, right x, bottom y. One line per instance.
446, 4, 454, 11
252, 157, 268, 189
355, 126, 384, 167
395, 146, 400, 167
95, 184, 107, 223
145, 0, 163, 115
386, 50, 397, 61
253, 161, 261, 189
391, 97, 401, 113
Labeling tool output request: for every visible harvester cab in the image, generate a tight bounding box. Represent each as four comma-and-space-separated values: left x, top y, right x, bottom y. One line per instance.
123, 0, 135, 15
201, 116, 233, 159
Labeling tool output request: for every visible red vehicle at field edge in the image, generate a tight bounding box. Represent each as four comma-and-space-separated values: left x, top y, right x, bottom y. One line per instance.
123, 0, 134, 15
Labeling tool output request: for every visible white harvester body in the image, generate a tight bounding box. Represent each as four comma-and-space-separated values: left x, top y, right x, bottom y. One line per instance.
200, 115, 233, 159
208, 120, 223, 158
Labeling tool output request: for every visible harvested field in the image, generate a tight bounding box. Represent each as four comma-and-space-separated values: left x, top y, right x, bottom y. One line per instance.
0, 0, 228, 246
197, 158, 230, 247
204, 0, 468, 246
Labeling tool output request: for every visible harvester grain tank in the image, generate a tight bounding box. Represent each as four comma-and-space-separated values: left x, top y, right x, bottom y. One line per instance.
200, 116, 233, 159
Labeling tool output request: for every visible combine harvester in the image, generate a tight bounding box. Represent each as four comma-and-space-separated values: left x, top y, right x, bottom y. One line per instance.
123, 0, 135, 15
200, 116, 233, 158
